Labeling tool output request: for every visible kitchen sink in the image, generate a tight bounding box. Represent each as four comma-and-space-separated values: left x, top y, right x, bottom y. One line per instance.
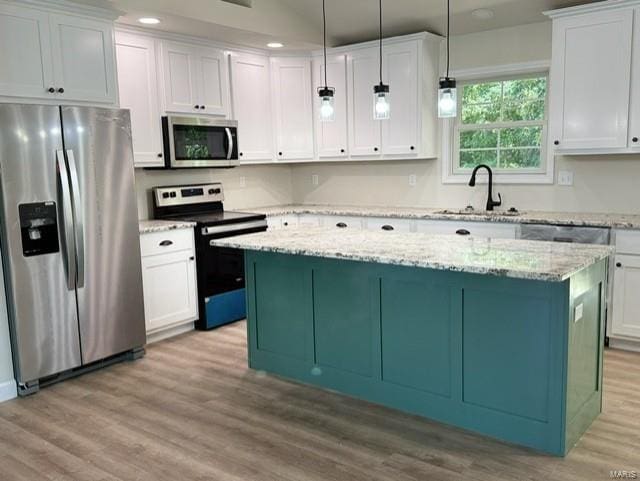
435, 208, 521, 217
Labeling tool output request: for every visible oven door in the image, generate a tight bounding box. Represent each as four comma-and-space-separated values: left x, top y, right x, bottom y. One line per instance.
163, 116, 238, 168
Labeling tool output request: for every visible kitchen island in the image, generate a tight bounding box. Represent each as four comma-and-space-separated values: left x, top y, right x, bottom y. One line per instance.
213, 228, 613, 456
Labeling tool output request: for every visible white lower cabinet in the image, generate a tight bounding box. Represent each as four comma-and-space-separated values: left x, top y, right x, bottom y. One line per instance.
611, 230, 640, 342
415, 220, 517, 239
140, 228, 198, 342
366, 217, 413, 233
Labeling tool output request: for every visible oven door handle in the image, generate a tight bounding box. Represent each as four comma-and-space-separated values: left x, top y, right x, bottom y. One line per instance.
203, 219, 267, 237
225, 128, 233, 160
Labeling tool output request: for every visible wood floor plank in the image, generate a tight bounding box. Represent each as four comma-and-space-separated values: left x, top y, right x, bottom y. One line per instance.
0, 321, 638, 481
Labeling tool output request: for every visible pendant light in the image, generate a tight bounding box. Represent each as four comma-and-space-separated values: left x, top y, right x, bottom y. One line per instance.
373, 0, 390, 120
318, 0, 335, 122
438, 0, 457, 118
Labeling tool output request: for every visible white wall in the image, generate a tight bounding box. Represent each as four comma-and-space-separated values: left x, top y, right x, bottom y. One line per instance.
290, 22, 640, 215
135, 164, 294, 219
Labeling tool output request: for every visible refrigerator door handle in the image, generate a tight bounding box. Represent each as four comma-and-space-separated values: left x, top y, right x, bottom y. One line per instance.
66, 149, 85, 288
56, 150, 76, 290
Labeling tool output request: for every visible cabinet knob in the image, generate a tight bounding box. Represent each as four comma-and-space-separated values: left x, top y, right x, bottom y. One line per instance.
239, 152, 243, 156
616, 262, 622, 268
57, 87, 64, 94
189, 256, 195, 261
157, 153, 163, 158
201, 105, 206, 110
410, 146, 415, 150
374, 147, 379, 152
48, 87, 55, 93
553, 140, 560, 146
456, 229, 471, 236
278, 152, 283, 156
194, 105, 200, 109
340, 149, 345, 153
633, 137, 639, 143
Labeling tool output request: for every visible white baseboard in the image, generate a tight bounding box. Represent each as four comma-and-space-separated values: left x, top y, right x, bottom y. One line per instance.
609, 337, 640, 353
0, 379, 17, 403
146, 321, 195, 344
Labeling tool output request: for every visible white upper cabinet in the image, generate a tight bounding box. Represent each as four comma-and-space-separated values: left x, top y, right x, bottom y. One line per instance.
0, 3, 117, 104
347, 47, 382, 157
0, 4, 54, 99
381, 41, 419, 156
271, 57, 314, 160
230, 53, 273, 162
161, 41, 230, 116
629, 8, 640, 151
115, 31, 163, 167
547, 4, 639, 154
313, 54, 348, 158
49, 14, 117, 103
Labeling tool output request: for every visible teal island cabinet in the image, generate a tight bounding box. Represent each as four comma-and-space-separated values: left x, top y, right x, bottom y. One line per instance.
212, 228, 614, 456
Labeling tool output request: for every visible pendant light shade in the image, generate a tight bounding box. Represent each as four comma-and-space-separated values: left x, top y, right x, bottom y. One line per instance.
438, 0, 457, 118
373, 0, 390, 120
318, 0, 335, 122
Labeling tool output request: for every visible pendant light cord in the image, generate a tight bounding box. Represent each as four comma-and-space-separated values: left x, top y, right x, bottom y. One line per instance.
379, 0, 383, 84
322, 0, 328, 88
446, 0, 450, 78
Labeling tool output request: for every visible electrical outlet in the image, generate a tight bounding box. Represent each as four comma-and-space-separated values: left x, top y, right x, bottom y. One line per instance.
557, 170, 574, 186
239, 176, 246, 188
311, 174, 319, 186
408, 174, 417, 187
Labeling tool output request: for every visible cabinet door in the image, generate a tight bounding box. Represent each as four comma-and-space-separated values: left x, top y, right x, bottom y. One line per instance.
347, 48, 381, 157
141, 250, 198, 333
161, 41, 199, 114
115, 32, 163, 167
549, 10, 633, 151
629, 8, 640, 151
0, 4, 54, 99
313, 54, 348, 158
382, 41, 419, 155
611, 255, 640, 339
193, 46, 229, 116
49, 14, 117, 104
230, 53, 273, 161
271, 57, 314, 160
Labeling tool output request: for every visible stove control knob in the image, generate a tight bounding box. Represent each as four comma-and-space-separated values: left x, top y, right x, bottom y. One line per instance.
169, 192, 177, 198
162, 192, 170, 199
208, 189, 215, 195
213, 188, 221, 194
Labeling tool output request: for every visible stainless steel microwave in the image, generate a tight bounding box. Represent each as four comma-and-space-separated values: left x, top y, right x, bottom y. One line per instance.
161, 116, 238, 168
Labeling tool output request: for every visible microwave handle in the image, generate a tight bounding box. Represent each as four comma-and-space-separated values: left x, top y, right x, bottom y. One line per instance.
225, 128, 233, 160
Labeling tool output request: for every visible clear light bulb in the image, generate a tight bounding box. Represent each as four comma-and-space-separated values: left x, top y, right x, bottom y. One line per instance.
438, 78, 457, 118
320, 96, 335, 122
373, 92, 390, 120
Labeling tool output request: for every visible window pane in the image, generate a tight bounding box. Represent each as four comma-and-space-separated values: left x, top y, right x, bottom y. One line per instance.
502, 100, 545, 121
461, 103, 501, 124
460, 150, 498, 169
460, 129, 498, 149
462, 81, 502, 105
500, 148, 541, 169
503, 77, 546, 101
500, 126, 542, 147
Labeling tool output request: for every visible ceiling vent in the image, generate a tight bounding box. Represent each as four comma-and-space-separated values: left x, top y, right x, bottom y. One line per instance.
220, 0, 253, 7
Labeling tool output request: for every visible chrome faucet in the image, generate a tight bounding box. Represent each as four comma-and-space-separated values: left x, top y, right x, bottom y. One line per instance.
468, 164, 502, 211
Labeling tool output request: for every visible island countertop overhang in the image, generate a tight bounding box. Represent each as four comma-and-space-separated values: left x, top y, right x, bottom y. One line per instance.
211, 227, 614, 282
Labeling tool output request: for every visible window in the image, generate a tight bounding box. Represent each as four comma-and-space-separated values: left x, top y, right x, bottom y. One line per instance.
445, 72, 550, 183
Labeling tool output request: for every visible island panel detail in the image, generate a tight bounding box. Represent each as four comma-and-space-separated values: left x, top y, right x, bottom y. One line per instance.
245, 250, 606, 456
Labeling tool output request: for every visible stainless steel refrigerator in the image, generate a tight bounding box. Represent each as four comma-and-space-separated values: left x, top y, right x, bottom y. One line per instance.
0, 104, 146, 395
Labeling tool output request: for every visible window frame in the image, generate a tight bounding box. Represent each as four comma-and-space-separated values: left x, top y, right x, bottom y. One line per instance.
441, 62, 554, 185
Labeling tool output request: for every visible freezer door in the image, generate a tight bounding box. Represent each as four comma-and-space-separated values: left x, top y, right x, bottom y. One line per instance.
0, 104, 82, 383
61, 106, 146, 364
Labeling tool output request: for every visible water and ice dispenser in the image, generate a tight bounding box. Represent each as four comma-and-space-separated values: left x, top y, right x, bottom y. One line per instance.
18, 202, 60, 257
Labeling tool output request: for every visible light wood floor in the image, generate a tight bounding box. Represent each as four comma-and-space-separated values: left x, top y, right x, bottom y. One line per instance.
1, 321, 639, 481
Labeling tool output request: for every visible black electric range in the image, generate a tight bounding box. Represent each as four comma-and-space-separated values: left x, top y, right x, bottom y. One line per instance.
153, 183, 267, 330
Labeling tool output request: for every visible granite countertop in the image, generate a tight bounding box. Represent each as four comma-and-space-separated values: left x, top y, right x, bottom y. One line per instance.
211, 227, 614, 282
139, 219, 197, 234
255, 204, 640, 229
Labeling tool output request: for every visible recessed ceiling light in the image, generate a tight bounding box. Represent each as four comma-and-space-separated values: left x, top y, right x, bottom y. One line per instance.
471, 8, 494, 20
138, 17, 161, 25
267, 42, 284, 48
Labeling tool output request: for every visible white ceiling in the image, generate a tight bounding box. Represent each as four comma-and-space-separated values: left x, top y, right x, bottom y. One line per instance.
77, 0, 598, 50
